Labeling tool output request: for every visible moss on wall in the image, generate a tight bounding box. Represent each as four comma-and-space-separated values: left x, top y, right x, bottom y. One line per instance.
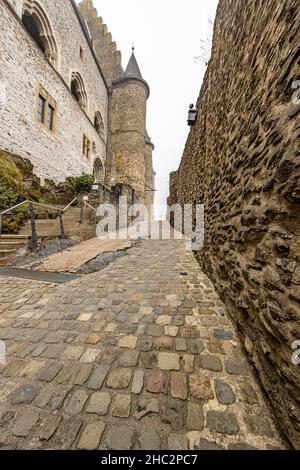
0, 151, 76, 233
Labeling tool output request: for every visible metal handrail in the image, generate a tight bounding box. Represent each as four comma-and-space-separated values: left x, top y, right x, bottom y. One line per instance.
27, 201, 63, 213
0, 200, 29, 216
84, 202, 96, 212
0, 197, 81, 242
62, 197, 78, 213
0, 198, 79, 217
0, 196, 96, 244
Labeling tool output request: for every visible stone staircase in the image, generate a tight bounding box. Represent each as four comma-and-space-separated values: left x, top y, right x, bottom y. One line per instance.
19, 207, 96, 240
0, 207, 96, 267
0, 235, 30, 267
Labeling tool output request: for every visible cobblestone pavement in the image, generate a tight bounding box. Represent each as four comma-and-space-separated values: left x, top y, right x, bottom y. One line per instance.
0, 239, 287, 450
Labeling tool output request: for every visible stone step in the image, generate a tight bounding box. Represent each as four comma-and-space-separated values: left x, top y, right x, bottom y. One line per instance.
0, 258, 10, 267
20, 221, 94, 229
19, 232, 96, 239
0, 241, 27, 250
0, 249, 16, 259
20, 226, 94, 235
62, 217, 92, 222
20, 223, 94, 233
0, 235, 30, 240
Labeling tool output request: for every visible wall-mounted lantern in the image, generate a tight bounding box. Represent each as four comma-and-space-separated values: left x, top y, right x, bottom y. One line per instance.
187, 103, 197, 127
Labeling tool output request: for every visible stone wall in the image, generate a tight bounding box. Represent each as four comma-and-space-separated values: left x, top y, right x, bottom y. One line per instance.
0, 0, 108, 183
145, 141, 155, 218
170, 0, 300, 448
78, 0, 122, 86
89, 183, 135, 231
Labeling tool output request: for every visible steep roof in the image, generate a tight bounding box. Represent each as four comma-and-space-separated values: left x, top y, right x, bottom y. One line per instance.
112, 47, 150, 98
123, 49, 143, 80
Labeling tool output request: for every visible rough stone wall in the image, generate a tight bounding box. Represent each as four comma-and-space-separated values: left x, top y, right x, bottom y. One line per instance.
145, 142, 155, 218
89, 183, 135, 231
0, 0, 108, 183
78, 0, 122, 86
89, 184, 119, 208
108, 81, 147, 201
170, 0, 300, 448
6, 0, 23, 16
167, 170, 179, 207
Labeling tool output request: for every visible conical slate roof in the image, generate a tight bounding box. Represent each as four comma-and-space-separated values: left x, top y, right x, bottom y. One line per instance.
123, 49, 143, 80
112, 47, 150, 98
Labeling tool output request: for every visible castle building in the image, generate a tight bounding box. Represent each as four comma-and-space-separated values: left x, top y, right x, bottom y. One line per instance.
0, 0, 155, 207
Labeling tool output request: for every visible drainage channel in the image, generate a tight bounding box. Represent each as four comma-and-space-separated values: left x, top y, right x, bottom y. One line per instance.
0, 268, 80, 284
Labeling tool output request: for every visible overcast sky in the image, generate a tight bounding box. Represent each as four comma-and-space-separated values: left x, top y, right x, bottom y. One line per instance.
91, 0, 219, 218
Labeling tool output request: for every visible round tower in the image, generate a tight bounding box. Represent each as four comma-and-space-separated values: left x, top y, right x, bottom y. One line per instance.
108, 48, 150, 203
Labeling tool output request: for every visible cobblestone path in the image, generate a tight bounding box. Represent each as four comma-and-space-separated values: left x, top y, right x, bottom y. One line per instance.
0, 239, 287, 450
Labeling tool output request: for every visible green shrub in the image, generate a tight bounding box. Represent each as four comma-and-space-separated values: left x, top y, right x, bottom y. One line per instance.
0, 177, 19, 210
1, 207, 28, 234
0, 152, 28, 232
74, 173, 94, 194
0, 152, 26, 211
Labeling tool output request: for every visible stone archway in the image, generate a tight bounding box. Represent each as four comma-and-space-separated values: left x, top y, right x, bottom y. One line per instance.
70, 72, 88, 112
22, 0, 58, 69
94, 111, 104, 136
93, 158, 104, 184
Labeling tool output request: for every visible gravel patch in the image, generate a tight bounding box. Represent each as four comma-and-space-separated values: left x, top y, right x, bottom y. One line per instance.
77, 250, 128, 274
11, 239, 79, 268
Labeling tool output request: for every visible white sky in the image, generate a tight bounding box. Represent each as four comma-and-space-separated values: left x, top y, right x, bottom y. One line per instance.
91, 0, 219, 218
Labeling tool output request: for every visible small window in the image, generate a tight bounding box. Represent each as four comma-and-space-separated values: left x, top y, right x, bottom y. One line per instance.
94, 111, 104, 136
37, 95, 46, 123
80, 46, 84, 60
47, 104, 55, 130
71, 72, 87, 111
82, 134, 91, 159
36, 85, 57, 133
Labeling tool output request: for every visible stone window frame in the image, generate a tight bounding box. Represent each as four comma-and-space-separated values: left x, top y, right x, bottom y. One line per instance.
22, 0, 59, 70
34, 84, 58, 135
82, 134, 91, 159
93, 158, 105, 184
94, 111, 104, 137
70, 72, 88, 113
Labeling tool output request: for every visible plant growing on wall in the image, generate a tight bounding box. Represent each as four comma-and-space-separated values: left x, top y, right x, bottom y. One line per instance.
0, 152, 29, 233
0, 152, 25, 210
74, 173, 94, 195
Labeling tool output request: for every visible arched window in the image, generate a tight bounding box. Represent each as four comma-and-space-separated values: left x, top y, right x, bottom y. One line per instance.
71, 72, 88, 112
94, 111, 104, 136
93, 158, 104, 184
22, 0, 58, 69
